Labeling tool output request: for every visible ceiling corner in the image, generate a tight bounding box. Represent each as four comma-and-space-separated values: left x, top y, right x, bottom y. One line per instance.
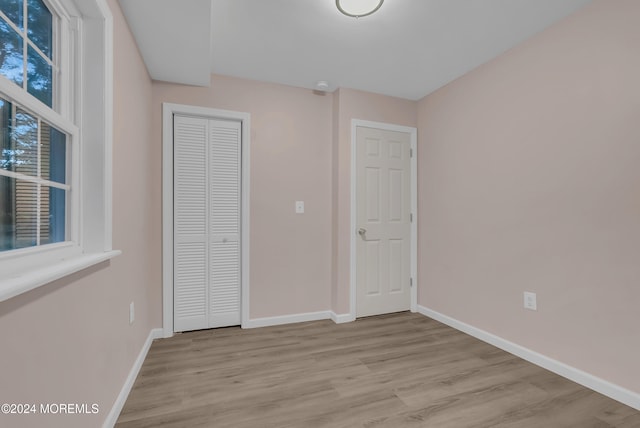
119, 0, 212, 87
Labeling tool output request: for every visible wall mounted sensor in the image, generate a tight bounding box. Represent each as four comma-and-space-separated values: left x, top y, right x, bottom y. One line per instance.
315, 80, 330, 91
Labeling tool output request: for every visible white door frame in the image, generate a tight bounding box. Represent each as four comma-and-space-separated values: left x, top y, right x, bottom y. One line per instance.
162, 103, 251, 337
350, 119, 417, 319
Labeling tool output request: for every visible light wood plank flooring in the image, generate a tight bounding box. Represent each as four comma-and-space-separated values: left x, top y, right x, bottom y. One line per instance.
116, 312, 640, 427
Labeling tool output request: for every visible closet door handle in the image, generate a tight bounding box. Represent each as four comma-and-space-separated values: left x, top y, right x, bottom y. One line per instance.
358, 228, 367, 239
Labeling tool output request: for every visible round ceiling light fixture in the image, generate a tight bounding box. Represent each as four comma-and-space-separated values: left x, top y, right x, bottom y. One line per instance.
336, 0, 384, 18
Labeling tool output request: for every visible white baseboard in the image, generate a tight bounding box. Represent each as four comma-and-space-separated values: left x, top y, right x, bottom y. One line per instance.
243, 311, 331, 329
103, 328, 163, 428
243, 310, 357, 329
417, 305, 640, 411
330, 312, 355, 324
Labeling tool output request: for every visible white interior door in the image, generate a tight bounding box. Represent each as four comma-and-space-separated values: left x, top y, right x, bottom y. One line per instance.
356, 126, 411, 317
173, 115, 241, 332
174, 115, 208, 332
208, 119, 242, 328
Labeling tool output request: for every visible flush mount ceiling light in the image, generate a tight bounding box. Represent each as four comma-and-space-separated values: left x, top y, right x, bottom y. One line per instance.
336, 0, 384, 18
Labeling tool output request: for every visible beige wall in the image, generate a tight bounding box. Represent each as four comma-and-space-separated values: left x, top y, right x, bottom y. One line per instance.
153, 79, 417, 319
332, 88, 417, 314
417, 0, 640, 394
153, 75, 333, 319
0, 0, 160, 426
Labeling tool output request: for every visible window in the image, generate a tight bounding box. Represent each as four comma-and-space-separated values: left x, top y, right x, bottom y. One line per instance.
0, 100, 68, 251
0, 0, 71, 253
0, 0, 55, 108
0, 0, 118, 301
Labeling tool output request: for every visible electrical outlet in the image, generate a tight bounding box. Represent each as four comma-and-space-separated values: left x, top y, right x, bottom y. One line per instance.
129, 302, 135, 325
523, 292, 537, 311
295, 201, 305, 214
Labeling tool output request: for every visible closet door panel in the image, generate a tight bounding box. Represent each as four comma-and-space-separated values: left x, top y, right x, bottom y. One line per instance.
209, 120, 241, 327
173, 115, 209, 332
210, 240, 241, 326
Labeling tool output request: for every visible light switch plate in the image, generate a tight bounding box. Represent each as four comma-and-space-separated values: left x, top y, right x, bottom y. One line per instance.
295, 201, 305, 214
524, 292, 537, 311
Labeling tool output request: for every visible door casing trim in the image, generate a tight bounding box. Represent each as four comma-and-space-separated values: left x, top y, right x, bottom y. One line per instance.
162, 103, 251, 337
350, 119, 418, 319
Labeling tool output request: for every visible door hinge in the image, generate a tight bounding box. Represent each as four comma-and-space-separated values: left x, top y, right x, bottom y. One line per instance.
410, 278, 413, 287
410, 213, 413, 223
410, 148, 413, 158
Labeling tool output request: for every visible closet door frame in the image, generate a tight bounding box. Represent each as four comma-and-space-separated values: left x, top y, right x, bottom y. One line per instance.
162, 103, 251, 338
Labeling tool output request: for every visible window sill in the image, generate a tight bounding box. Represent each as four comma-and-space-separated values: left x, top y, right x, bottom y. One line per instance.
0, 250, 122, 302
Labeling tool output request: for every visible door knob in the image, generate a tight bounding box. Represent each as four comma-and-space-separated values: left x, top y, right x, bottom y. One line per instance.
358, 228, 367, 238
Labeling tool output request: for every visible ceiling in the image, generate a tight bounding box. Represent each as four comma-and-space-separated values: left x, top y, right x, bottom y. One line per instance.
120, 0, 592, 100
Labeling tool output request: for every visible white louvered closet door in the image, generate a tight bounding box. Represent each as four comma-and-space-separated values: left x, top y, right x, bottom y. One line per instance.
173, 115, 241, 332
208, 119, 241, 328
174, 115, 209, 332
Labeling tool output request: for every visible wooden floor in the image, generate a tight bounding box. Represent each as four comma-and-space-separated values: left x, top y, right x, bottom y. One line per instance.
116, 312, 639, 427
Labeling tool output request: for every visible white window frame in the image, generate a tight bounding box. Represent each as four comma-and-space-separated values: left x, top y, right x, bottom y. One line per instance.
0, 0, 120, 302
